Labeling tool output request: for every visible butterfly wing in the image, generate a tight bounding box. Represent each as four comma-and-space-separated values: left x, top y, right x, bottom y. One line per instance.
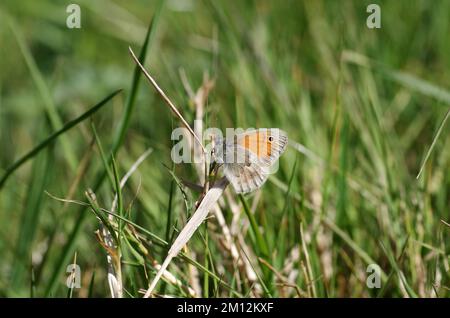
218, 128, 288, 194
223, 154, 270, 194
235, 128, 288, 166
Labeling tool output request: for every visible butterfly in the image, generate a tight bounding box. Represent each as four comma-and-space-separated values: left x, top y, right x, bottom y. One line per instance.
212, 128, 288, 193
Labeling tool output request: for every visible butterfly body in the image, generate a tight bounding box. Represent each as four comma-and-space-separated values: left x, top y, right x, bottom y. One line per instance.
212, 129, 288, 193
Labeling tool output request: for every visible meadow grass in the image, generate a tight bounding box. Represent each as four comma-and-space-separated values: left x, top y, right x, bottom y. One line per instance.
0, 0, 449, 297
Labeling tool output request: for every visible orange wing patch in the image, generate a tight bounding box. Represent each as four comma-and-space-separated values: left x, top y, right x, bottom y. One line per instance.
241, 131, 272, 158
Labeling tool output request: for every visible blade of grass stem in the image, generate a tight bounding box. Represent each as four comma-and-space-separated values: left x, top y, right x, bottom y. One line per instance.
143, 177, 229, 297
44, 6, 163, 296
416, 107, 450, 179
0, 89, 122, 189
7, 15, 77, 171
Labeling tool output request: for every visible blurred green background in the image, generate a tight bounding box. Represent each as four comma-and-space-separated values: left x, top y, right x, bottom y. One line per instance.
0, 0, 449, 297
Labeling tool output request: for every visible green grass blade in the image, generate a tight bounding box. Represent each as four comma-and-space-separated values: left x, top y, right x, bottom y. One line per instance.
111, 156, 124, 244
239, 194, 272, 294
376, 237, 410, 298
7, 15, 78, 171
91, 123, 115, 187
10, 136, 53, 292
44, 7, 167, 295
30, 266, 36, 298
101, 208, 241, 296
85, 191, 118, 248
416, 107, 450, 179
0, 89, 122, 190
343, 51, 450, 106
165, 178, 176, 242
63, 201, 242, 296
112, 0, 164, 152
239, 195, 270, 258
87, 271, 96, 298
379, 238, 418, 298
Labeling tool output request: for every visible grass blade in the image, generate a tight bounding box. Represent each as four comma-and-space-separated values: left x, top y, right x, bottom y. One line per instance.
111, 156, 124, 241
416, 107, 450, 179
239, 195, 270, 259
0, 89, 122, 189
113, 0, 164, 151
7, 14, 78, 171
379, 238, 418, 298
44, 6, 164, 296
143, 177, 229, 297
10, 144, 53, 291
47, 190, 241, 296
343, 51, 450, 106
